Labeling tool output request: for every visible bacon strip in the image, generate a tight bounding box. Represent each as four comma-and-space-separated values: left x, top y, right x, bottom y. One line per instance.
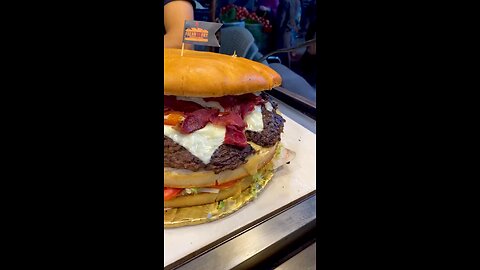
164, 96, 203, 113
212, 113, 248, 147
206, 94, 264, 118
224, 125, 248, 147
164, 94, 265, 148
179, 108, 219, 134
210, 113, 246, 129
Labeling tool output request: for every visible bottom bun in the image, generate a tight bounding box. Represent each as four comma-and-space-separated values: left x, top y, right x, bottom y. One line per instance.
164, 160, 275, 228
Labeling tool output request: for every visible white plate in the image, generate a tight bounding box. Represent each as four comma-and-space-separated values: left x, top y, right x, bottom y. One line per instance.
164, 114, 317, 267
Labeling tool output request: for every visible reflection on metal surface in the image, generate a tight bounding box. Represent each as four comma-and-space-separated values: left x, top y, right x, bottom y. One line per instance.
275, 242, 316, 270
268, 88, 316, 120
274, 86, 316, 109
172, 195, 316, 270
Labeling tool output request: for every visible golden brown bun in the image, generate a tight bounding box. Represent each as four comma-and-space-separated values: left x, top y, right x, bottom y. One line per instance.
164, 176, 253, 208
164, 143, 278, 188
164, 48, 282, 97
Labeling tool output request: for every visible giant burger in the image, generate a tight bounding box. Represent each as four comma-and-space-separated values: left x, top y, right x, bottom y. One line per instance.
164, 48, 287, 227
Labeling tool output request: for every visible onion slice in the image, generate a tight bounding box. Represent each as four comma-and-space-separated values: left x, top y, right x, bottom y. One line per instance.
197, 188, 220, 194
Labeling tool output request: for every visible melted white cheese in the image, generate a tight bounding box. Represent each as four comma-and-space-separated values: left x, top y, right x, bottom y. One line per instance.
176, 96, 225, 112
245, 105, 264, 132
265, 102, 274, 112
164, 123, 226, 164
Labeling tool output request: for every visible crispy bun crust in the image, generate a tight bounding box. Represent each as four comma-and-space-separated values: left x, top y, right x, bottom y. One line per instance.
164, 143, 278, 188
164, 48, 282, 97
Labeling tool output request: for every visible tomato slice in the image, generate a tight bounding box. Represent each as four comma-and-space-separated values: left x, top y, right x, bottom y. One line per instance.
164, 112, 184, 126
211, 179, 240, 190
164, 187, 183, 201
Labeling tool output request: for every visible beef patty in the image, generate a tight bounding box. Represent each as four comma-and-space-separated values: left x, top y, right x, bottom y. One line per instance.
246, 103, 285, 148
164, 137, 255, 173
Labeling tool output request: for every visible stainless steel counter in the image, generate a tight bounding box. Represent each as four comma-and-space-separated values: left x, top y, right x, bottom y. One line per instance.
173, 194, 315, 270
275, 242, 316, 270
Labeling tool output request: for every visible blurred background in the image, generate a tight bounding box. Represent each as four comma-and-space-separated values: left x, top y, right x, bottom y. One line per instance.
193, 0, 317, 105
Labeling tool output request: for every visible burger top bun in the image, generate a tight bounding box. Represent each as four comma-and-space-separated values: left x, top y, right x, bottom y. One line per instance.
164, 48, 282, 97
